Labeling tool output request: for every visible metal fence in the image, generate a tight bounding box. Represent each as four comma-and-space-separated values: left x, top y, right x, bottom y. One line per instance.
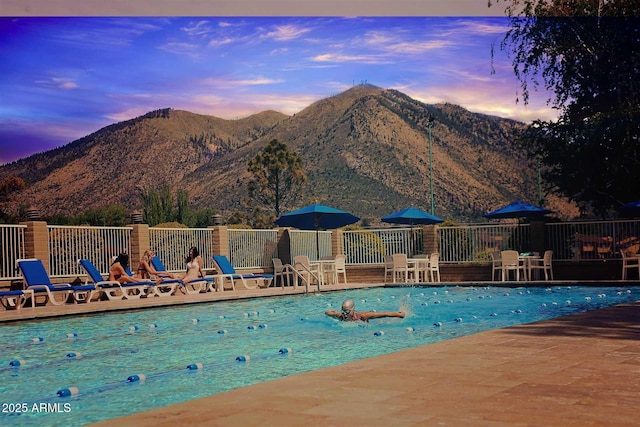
438, 224, 531, 263
149, 228, 216, 272
5, 219, 640, 282
546, 220, 640, 261
342, 228, 423, 264
289, 230, 332, 261
48, 225, 132, 277
149, 228, 279, 271
228, 229, 279, 269
0, 224, 26, 280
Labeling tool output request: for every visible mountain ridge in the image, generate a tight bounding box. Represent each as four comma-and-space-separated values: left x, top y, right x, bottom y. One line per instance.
0, 85, 578, 223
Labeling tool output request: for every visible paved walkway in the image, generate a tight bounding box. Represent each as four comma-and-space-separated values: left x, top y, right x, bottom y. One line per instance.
89, 300, 640, 427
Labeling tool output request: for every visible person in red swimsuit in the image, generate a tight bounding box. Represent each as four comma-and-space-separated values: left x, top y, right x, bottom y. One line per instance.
325, 299, 405, 322
108, 253, 141, 284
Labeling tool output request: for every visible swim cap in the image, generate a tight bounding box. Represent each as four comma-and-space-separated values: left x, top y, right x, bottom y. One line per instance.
341, 299, 355, 311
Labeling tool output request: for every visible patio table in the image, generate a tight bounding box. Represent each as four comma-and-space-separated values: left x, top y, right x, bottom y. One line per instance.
309, 259, 337, 286
519, 253, 540, 281
408, 257, 430, 282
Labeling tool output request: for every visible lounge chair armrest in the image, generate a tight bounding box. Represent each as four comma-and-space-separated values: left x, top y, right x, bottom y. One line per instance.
95, 280, 124, 288
27, 283, 72, 290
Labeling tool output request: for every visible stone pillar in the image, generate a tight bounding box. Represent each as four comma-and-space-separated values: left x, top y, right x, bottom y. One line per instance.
129, 224, 150, 265
331, 229, 344, 256
422, 224, 439, 255
22, 221, 50, 271
209, 226, 229, 257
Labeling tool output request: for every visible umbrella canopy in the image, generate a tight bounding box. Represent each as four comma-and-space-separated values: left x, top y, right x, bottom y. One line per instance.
275, 203, 360, 230
381, 206, 444, 226
619, 200, 640, 217
275, 203, 360, 259
484, 200, 552, 219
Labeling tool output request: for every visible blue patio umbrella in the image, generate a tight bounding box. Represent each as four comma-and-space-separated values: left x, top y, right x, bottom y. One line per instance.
274, 203, 360, 259
484, 200, 552, 219
382, 206, 442, 256
619, 200, 640, 217
381, 206, 444, 226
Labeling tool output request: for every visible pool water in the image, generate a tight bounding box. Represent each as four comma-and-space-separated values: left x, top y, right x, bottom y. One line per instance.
1, 285, 638, 426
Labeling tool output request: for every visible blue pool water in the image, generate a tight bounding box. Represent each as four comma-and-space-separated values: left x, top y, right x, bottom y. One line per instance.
1, 285, 638, 426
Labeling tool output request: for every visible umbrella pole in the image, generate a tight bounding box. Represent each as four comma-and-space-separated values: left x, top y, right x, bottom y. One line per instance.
315, 214, 320, 261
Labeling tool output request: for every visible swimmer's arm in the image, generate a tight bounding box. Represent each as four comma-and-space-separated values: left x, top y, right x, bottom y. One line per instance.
358, 311, 405, 320
325, 310, 342, 319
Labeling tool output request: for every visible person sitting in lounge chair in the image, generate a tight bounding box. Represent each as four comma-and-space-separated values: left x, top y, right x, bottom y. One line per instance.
135, 250, 176, 281
180, 247, 205, 285
325, 299, 405, 322
109, 253, 142, 284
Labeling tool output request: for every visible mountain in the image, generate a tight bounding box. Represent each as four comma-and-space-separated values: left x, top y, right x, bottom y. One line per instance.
0, 85, 578, 223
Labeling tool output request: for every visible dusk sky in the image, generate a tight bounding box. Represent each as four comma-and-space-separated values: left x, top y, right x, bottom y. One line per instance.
0, 14, 557, 165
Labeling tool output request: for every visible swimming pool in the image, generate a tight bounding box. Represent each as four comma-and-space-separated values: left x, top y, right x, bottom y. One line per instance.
1, 285, 638, 426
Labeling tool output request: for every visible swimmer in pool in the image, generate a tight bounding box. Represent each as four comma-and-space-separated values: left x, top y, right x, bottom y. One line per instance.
325, 299, 405, 322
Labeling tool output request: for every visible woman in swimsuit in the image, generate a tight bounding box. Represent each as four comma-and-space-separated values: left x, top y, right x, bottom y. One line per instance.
135, 250, 176, 281
181, 246, 205, 284
109, 253, 141, 284
325, 299, 405, 322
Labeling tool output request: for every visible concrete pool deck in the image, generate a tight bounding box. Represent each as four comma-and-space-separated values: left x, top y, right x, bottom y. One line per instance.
87, 298, 640, 427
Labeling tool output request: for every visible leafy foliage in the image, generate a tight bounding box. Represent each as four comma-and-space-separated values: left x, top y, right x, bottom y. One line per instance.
493, 0, 640, 214
140, 183, 220, 227
176, 189, 191, 226
74, 205, 130, 226
44, 204, 130, 226
0, 176, 27, 223
247, 139, 307, 216
141, 183, 174, 226
226, 207, 275, 229
191, 208, 218, 228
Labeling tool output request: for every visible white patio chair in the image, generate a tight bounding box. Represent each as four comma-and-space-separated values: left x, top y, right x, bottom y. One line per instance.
428, 252, 441, 283
489, 251, 502, 281
500, 250, 525, 281
383, 255, 394, 283
334, 254, 347, 284
620, 249, 640, 280
529, 250, 554, 281
293, 256, 321, 287
272, 258, 294, 288
391, 253, 416, 283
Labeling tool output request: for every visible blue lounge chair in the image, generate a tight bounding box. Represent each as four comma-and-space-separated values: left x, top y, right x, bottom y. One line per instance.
212, 255, 273, 290
149, 256, 210, 295
78, 259, 152, 300
0, 289, 34, 310
17, 259, 97, 305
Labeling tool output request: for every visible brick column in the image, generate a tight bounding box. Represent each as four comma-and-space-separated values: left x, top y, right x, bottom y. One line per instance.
129, 224, 150, 264
209, 226, 229, 257
422, 224, 439, 255
22, 221, 50, 271
331, 229, 344, 256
